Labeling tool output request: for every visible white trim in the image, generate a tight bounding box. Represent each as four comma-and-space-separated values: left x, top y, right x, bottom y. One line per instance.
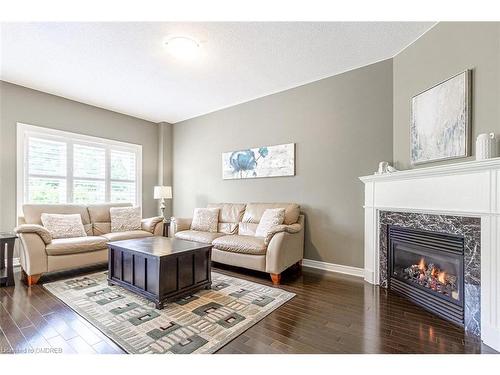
16, 123, 142, 215
302, 259, 364, 278
16, 124, 25, 218
361, 205, 496, 217
359, 156, 500, 183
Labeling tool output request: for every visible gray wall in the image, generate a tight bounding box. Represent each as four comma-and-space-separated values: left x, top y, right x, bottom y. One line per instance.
0, 81, 161, 232
393, 22, 500, 170
172, 60, 393, 268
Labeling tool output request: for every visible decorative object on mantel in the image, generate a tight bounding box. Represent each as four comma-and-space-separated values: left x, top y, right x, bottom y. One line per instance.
375, 161, 398, 175
154, 185, 172, 236
410, 70, 471, 165
476, 133, 498, 160
222, 143, 295, 179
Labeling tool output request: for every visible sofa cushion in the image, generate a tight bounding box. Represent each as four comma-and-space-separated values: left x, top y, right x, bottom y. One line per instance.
102, 230, 153, 242
255, 208, 285, 237
21, 204, 92, 235
212, 235, 267, 255
23, 204, 90, 225
242, 203, 300, 225
87, 202, 132, 223
238, 222, 258, 236
191, 208, 219, 233
217, 223, 238, 235
110, 206, 142, 232
207, 203, 246, 234
93, 222, 111, 236
46, 236, 108, 256
41, 213, 87, 239
175, 230, 224, 244
83, 224, 93, 236
207, 203, 246, 223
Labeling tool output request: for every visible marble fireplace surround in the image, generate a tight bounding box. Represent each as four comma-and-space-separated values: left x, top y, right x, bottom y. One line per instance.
379, 211, 481, 336
359, 157, 500, 351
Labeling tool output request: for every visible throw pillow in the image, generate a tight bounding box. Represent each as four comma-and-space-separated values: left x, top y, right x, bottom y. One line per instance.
191, 208, 219, 233
255, 208, 286, 237
40, 213, 87, 239
110, 206, 142, 232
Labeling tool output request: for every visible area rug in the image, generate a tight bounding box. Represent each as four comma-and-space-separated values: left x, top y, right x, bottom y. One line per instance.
43, 271, 295, 354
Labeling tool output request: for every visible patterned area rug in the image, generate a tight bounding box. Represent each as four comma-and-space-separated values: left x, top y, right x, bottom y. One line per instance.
44, 271, 295, 354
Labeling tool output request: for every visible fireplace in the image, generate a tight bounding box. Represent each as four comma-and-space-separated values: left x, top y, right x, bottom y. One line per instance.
388, 225, 465, 326
360, 159, 497, 347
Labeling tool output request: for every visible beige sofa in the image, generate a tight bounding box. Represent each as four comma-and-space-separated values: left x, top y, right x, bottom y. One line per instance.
15, 203, 164, 286
171, 203, 304, 284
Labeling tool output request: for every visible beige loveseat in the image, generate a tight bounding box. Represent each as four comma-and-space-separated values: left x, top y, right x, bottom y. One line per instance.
15, 203, 164, 286
171, 203, 304, 284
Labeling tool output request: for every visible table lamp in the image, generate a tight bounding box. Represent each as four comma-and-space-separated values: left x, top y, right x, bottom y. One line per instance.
154, 186, 172, 236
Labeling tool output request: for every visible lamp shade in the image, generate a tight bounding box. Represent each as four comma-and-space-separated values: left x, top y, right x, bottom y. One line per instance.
154, 186, 172, 199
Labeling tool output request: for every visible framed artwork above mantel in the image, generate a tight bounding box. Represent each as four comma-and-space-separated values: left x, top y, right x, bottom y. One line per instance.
410, 70, 472, 165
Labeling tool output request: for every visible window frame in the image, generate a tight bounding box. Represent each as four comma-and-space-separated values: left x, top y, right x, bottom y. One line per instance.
16, 123, 142, 214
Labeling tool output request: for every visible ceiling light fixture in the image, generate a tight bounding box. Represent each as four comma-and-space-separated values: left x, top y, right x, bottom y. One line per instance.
164, 36, 201, 61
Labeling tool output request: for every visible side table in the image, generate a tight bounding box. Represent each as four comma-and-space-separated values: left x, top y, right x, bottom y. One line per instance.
0, 233, 17, 287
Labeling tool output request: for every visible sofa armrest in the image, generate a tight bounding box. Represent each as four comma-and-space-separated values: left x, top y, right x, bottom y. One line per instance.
265, 215, 305, 275
16, 232, 49, 276
141, 216, 164, 234
153, 221, 165, 236
170, 217, 192, 235
14, 224, 52, 244
264, 222, 302, 246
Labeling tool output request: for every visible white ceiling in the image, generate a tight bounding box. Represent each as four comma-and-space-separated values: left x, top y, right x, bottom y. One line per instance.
0, 22, 434, 123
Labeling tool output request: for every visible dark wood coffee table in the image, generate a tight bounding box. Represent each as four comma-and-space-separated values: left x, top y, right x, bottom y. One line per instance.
107, 237, 212, 309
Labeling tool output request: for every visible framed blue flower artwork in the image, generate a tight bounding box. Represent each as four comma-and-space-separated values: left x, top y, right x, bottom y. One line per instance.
222, 143, 295, 179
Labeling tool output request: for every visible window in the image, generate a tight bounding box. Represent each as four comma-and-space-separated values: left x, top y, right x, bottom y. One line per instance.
17, 123, 142, 208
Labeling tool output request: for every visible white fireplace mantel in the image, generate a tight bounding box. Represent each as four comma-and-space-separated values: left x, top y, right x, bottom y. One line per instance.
359, 157, 500, 351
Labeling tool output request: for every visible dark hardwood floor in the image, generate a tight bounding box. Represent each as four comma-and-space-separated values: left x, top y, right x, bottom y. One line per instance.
0, 264, 497, 354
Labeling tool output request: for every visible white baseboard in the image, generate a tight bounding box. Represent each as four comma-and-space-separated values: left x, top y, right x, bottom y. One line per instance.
302, 258, 364, 278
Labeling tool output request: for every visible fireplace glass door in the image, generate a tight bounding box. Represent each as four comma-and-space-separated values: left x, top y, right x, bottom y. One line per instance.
391, 242, 463, 305
388, 225, 465, 325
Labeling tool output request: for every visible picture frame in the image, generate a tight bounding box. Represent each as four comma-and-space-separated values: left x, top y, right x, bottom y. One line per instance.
222, 143, 295, 180
410, 70, 471, 165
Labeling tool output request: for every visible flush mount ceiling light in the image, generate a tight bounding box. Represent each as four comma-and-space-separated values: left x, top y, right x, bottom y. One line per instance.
164, 36, 201, 61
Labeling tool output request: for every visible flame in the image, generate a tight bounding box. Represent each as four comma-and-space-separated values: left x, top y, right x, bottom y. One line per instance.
418, 258, 426, 271
438, 271, 446, 284
431, 267, 439, 278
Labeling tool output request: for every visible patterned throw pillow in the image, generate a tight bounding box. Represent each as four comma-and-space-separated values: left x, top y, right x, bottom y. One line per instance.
110, 206, 142, 233
191, 208, 220, 233
255, 208, 286, 237
41, 213, 87, 239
